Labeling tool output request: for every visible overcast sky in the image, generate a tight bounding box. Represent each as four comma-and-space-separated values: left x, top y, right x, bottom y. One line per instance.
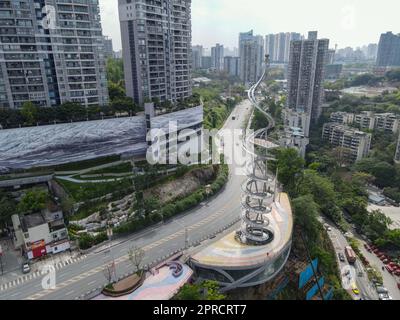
99, 0, 400, 51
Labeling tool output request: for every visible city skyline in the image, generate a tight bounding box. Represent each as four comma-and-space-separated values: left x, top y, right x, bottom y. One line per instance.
99, 0, 399, 51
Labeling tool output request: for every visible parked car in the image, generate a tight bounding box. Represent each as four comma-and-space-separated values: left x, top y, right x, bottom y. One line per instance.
338, 253, 346, 262
397, 283, 400, 290
22, 263, 31, 274
386, 265, 394, 274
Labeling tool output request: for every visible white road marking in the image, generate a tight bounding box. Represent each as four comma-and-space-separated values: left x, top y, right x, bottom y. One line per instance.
88, 280, 97, 286
65, 290, 75, 296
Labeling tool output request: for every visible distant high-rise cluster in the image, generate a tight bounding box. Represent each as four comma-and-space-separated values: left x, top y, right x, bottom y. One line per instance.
119, 0, 192, 105
192, 45, 203, 70
0, 0, 109, 109
376, 32, 400, 67
239, 30, 264, 86
103, 36, 114, 59
211, 44, 224, 71
265, 32, 302, 63
224, 56, 240, 77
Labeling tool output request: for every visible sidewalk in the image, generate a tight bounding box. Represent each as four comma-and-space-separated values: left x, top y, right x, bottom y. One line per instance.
0, 247, 84, 286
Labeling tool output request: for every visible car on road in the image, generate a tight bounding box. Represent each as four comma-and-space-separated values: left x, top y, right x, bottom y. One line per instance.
379, 293, 393, 300
352, 286, 360, 296
397, 283, 400, 290
22, 263, 31, 274
338, 253, 346, 262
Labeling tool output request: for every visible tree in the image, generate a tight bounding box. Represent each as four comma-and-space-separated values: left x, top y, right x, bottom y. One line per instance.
110, 97, 137, 114
202, 280, 226, 300
275, 148, 305, 195
174, 283, 202, 300
106, 58, 124, 84
21, 101, 38, 125
17, 189, 48, 213
300, 170, 343, 224
128, 246, 145, 274
108, 81, 126, 101
362, 210, 392, 240
292, 195, 321, 242
0, 191, 16, 227
103, 263, 116, 285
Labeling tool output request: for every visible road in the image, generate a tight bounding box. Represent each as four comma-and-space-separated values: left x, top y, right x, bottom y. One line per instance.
0, 99, 253, 300
320, 217, 379, 300
355, 235, 400, 300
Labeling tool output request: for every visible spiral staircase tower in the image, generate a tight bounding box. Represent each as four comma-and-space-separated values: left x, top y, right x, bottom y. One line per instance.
236, 55, 278, 246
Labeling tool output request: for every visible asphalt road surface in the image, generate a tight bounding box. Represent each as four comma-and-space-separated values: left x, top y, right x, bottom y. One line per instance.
320, 217, 379, 300
0, 100, 253, 300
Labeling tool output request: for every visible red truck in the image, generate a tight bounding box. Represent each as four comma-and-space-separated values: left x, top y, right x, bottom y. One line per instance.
345, 246, 357, 265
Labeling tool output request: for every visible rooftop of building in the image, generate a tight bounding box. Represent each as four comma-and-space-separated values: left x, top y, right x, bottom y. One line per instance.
190, 193, 292, 270
21, 213, 46, 231
324, 123, 370, 136
0, 106, 203, 172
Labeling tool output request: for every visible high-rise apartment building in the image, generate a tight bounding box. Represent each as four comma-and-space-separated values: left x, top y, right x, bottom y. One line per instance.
366, 43, 378, 60
192, 45, 203, 70
265, 32, 301, 63
224, 56, 240, 77
239, 30, 264, 86
286, 31, 329, 124
376, 32, 400, 67
211, 43, 224, 71
118, 0, 192, 105
103, 36, 114, 59
0, 0, 109, 109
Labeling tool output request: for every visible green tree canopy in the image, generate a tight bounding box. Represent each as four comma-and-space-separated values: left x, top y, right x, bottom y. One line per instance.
21, 101, 38, 125
17, 189, 48, 213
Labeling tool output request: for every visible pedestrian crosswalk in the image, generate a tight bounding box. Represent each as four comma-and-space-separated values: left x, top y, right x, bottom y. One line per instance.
0, 254, 87, 292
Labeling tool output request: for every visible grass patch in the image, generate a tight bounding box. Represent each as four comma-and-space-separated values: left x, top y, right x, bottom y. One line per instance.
56, 178, 133, 202
54, 155, 120, 172
86, 162, 133, 175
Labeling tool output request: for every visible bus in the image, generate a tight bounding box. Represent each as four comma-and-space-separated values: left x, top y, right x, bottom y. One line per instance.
345, 246, 357, 265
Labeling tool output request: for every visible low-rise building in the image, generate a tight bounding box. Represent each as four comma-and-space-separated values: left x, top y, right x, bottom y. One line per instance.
332, 111, 399, 133
354, 111, 376, 131
374, 113, 399, 133
283, 108, 311, 137
322, 123, 372, 163
330, 112, 355, 125
12, 209, 69, 260
354, 111, 399, 133
280, 127, 309, 159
